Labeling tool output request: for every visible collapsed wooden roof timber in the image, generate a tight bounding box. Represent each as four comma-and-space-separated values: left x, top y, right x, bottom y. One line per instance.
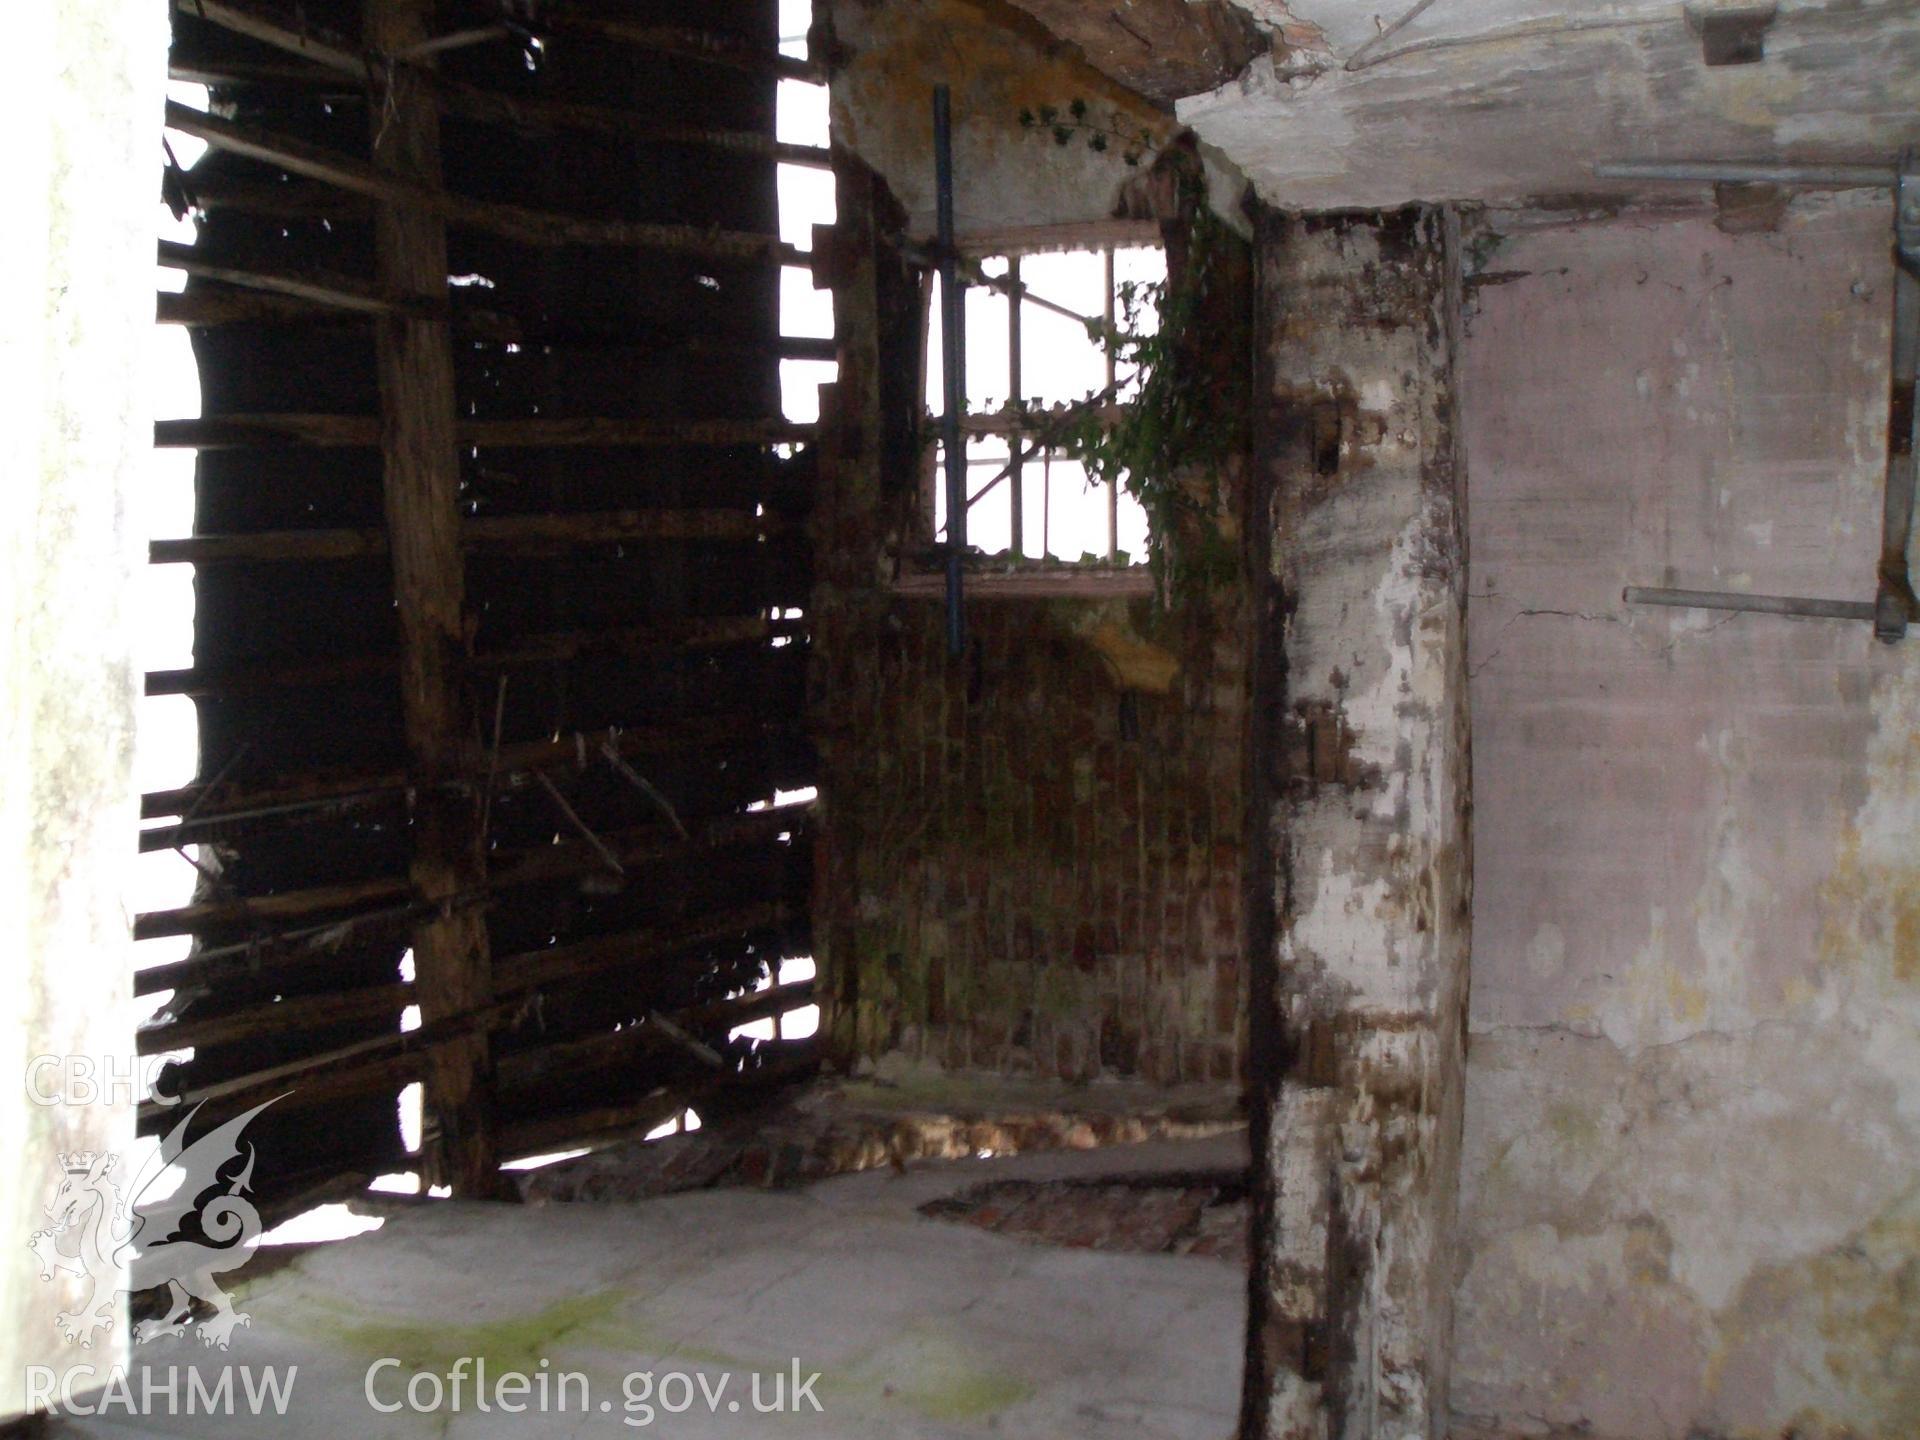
147, 0, 826, 1204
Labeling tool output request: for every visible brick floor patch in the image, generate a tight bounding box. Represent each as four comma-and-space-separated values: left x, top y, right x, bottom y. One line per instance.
920, 1169, 1249, 1263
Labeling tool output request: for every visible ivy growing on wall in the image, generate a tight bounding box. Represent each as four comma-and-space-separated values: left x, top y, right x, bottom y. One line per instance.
1013, 107, 1248, 605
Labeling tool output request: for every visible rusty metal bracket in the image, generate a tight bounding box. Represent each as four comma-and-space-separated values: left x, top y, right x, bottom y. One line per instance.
1876, 150, 1919, 642
1620, 150, 1918, 643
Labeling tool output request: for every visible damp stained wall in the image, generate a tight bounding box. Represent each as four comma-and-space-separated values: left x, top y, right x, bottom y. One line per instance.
1246, 206, 1472, 1440
825, 0, 1242, 239
1455, 193, 1920, 1439
815, 0, 1254, 1087
1, 0, 158, 1406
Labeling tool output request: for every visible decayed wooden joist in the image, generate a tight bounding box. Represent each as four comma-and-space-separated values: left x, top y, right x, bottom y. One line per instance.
156, 413, 816, 449
496, 978, 812, 1091
176, 0, 367, 76
496, 1046, 819, 1161
142, 713, 775, 819
134, 899, 429, 994
141, 1023, 430, 1129
146, 650, 395, 698
169, 171, 374, 223
158, 239, 428, 318
431, 77, 831, 169
142, 958, 813, 1132
167, 56, 365, 92
145, 613, 800, 700
133, 804, 807, 942
171, 1, 831, 167
134, 874, 412, 941
462, 509, 779, 555
534, 14, 823, 84
364, 0, 495, 1196
166, 102, 802, 265
157, 285, 839, 365
490, 805, 806, 895
140, 980, 415, 1056
493, 901, 790, 1000
159, 288, 362, 328
151, 510, 777, 565
150, 527, 387, 565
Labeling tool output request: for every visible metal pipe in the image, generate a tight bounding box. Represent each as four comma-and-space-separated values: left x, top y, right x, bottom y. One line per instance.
1877, 153, 1919, 643
898, 241, 1101, 329
934, 85, 966, 657
1008, 254, 1024, 559
1594, 161, 1897, 188
1104, 245, 1118, 563
1623, 586, 1876, 622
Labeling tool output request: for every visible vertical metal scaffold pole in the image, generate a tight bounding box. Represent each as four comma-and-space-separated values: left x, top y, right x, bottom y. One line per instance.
934, 85, 967, 657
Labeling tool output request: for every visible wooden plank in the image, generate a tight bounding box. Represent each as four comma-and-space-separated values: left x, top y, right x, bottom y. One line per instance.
172, 2, 831, 167
144, 614, 798, 700
146, 651, 396, 698
150, 510, 776, 564
432, 77, 832, 168
365, 0, 495, 1197
141, 714, 776, 819
156, 414, 815, 449
160, 288, 359, 328
460, 509, 775, 554
496, 979, 811, 1090
134, 875, 412, 941
158, 239, 422, 318
175, 0, 368, 78
141, 982, 415, 1056
495, 1046, 819, 1161
493, 901, 790, 1000
166, 102, 802, 264
133, 805, 807, 962
150, 528, 387, 564
535, 15, 824, 83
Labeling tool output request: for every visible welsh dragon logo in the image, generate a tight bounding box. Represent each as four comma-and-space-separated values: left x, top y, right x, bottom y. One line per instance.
29, 1096, 283, 1351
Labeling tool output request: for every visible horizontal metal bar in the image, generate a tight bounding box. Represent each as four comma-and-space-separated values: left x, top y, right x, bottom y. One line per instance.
1623, 586, 1877, 622
1595, 161, 1897, 188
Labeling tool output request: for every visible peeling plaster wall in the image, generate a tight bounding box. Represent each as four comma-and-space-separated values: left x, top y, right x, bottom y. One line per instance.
1181, 1, 1920, 211
0, 0, 156, 1409
825, 0, 1249, 239
1248, 208, 1471, 1440
1455, 194, 1919, 1439
827, 0, 1178, 236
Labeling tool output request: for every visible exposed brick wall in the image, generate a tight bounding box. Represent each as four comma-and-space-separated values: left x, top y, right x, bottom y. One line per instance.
820, 589, 1248, 1085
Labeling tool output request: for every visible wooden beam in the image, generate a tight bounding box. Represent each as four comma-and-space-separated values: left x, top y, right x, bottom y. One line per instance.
146, 651, 396, 699
166, 101, 802, 264
495, 1046, 819, 1161
141, 982, 415, 1056
534, 15, 824, 84
496, 978, 811, 1090
156, 413, 815, 449
159, 288, 359, 328
158, 239, 423, 318
150, 510, 777, 564
431, 77, 832, 168
135, 900, 427, 994
173, 2, 831, 167
174, 0, 368, 78
150, 528, 387, 565
144, 614, 799, 700
493, 901, 790, 1001
461, 509, 777, 555
173, 171, 374, 223
365, 0, 494, 1197
141, 714, 776, 819
134, 875, 412, 941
